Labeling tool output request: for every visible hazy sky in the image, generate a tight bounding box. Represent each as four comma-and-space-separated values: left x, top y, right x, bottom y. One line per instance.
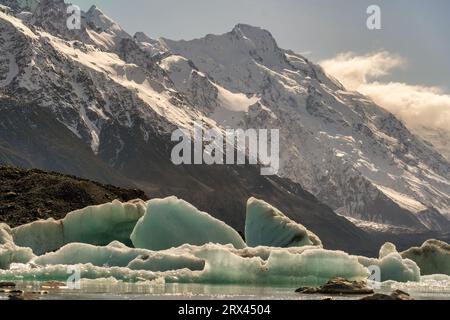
70, 0, 449, 91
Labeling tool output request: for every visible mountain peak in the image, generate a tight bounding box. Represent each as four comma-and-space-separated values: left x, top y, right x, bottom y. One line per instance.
85, 4, 116, 31
231, 23, 278, 46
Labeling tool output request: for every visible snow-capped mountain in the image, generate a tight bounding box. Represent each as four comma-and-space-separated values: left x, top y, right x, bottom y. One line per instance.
155, 24, 450, 231
0, 0, 449, 243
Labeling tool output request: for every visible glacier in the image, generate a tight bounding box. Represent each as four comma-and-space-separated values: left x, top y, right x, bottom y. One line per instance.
245, 198, 322, 248
130, 196, 246, 250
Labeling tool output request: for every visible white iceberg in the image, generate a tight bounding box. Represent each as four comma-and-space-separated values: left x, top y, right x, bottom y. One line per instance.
34, 240, 207, 272
245, 198, 322, 248
0, 223, 35, 269
401, 240, 450, 276
12, 219, 64, 255
358, 243, 420, 282
11, 199, 146, 255
63, 199, 146, 246
33, 241, 150, 268
127, 252, 205, 272
1, 241, 369, 286
130, 197, 246, 250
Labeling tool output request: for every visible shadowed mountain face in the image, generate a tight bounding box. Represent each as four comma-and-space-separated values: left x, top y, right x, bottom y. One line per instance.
0, 1, 449, 256
0, 96, 376, 255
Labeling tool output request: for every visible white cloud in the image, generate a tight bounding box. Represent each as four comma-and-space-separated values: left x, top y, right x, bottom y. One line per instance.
320, 51, 404, 90
320, 52, 450, 159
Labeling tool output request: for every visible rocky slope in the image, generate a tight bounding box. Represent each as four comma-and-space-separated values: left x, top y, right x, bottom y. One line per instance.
0, 166, 147, 227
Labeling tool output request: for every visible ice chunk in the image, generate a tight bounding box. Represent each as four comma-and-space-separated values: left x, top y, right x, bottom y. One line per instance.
127, 253, 205, 272
379, 242, 397, 259
33, 241, 150, 268
12, 219, 64, 255
131, 197, 246, 250
63, 199, 146, 246
12, 199, 146, 254
245, 198, 322, 248
1, 244, 369, 286
0, 224, 35, 269
0, 223, 13, 245
401, 240, 450, 276
34, 241, 205, 272
181, 245, 368, 285
358, 243, 420, 282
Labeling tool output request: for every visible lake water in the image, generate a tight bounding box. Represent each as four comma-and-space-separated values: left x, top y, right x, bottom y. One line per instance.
1, 281, 449, 300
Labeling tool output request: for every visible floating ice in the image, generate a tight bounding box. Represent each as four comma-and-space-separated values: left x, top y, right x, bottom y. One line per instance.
245, 198, 322, 248
33, 241, 205, 272
11, 200, 146, 255
401, 240, 450, 276
127, 252, 205, 272
63, 199, 146, 246
33, 241, 150, 268
1, 197, 447, 287
12, 219, 64, 255
190, 245, 368, 285
358, 243, 420, 282
131, 197, 246, 250
0, 224, 35, 269
2, 242, 369, 286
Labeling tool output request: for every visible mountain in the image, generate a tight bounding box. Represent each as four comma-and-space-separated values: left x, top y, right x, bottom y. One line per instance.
0, 0, 449, 254
156, 24, 450, 231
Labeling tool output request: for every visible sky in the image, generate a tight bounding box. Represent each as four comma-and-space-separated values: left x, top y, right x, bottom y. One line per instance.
70, 0, 450, 91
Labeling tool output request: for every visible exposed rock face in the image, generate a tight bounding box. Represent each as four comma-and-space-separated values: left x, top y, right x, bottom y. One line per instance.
296, 277, 374, 295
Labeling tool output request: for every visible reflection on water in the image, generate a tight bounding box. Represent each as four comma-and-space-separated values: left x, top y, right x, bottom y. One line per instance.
1, 280, 449, 300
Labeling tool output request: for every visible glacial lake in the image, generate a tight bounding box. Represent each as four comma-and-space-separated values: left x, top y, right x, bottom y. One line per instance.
1, 281, 449, 300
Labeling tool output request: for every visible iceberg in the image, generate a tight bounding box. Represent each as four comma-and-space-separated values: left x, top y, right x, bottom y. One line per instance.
245, 198, 322, 248
0, 241, 369, 286
11, 199, 146, 254
34, 241, 205, 272
130, 197, 246, 250
0, 224, 35, 269
401, 240, 450, 276
191, 245, 368, 285
63, 199, 146, 246
358, 243, 420, 282
12, 219, 64, 255
127, 252, 205, 272
33, 241, 150, 268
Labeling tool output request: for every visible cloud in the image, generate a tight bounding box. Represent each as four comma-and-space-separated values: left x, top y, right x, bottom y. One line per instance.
319, 51, 404, 90
358, 82, 450, 132
319, 52, 450, 158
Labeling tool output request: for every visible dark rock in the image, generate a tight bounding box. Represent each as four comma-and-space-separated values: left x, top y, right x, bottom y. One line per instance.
360, 289, 413, 300
7, 289, 24, 300
296, 278, 374, 295
0, 282, 16, 288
